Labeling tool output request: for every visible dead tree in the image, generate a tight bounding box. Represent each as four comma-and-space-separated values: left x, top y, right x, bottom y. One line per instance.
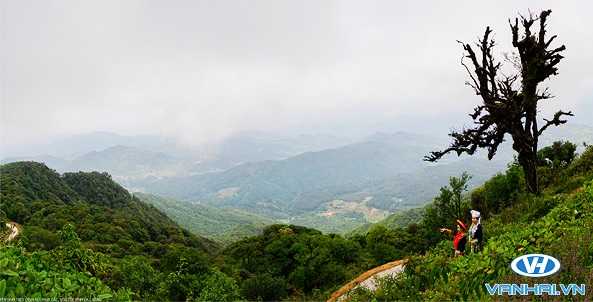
426, 10, 572, 195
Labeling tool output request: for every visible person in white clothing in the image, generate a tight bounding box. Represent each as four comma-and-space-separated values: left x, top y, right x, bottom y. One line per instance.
468, 210, 483, 253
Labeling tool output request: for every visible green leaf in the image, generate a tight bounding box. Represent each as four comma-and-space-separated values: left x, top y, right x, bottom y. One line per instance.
97, 293, 113, 300
26, 269, 36, 283
63, 278, 71, 289
17, 283, 24, 296
429, 269, 436, 286
0, 258, 8, 268
0, 279, 6, 298
1, 270, 19, 277
462, 289, 469, 301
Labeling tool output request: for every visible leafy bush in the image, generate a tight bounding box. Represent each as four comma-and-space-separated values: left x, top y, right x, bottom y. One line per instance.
481, 163, 525, 217
223, 224, 366, 297
241, 273, 289, 301
0, 240, 130, 300
537, 141, 577, 167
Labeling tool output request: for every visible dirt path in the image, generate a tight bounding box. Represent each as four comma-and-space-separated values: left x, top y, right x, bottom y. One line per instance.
328, 259, 407, 302
6, 222, 20, 242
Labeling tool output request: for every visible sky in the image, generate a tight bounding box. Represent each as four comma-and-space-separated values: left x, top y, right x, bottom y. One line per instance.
2, 1, 593, 148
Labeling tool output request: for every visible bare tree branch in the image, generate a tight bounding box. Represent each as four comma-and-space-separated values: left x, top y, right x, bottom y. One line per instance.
426, 9, 569, 195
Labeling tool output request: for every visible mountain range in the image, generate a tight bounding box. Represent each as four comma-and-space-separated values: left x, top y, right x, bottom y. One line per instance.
2, 123, 592, 237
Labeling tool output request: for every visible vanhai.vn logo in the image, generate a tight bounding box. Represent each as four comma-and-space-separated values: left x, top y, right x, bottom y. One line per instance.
486, 253, 586, 296
510, 254, 561, 277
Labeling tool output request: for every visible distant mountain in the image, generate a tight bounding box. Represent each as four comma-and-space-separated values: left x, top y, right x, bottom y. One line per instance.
540, 123, 593, 153
3, 124, 591, 235
0, 131, 173, 160
62, 145, 203, 181
131, 132, 449, 207
0, 145, 229, 186
324, 156, 508, 212
1, 131, 355, 182
129, 125, 593, 217
201, 131, 353, 164
0, 154, 69, 168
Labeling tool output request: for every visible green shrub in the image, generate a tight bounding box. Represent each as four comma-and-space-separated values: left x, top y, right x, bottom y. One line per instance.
241, 272, 289, 301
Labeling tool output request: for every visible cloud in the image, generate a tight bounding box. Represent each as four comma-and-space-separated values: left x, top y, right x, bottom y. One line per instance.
2, 1, 592, 147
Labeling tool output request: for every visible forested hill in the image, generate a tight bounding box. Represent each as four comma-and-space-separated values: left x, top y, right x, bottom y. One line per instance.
0, 161, 220, 254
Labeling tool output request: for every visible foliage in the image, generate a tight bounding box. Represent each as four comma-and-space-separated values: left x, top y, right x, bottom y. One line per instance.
192, 268, 242, 302
0, 162, 244, 301
119, 255, 158, 300
0, 224, 241, 301
0, 162, 220, 255
346, 203, 427, 237
536, 140, 577, 167
346, 151, 593, 301
62, 171, 129, 207
538, 143, 593, 194
240, 272, 289, 301
221, 224, 369, 298
431, 172, 471, 222
420, 172, 473, 249
54, 223, 105, 276
154, 256, 241, 302
474, 163, 525, 218
136, 192, 269, 243
0, 227, 131, 300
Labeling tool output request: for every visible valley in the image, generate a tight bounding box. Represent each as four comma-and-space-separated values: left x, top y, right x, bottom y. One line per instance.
1, 127, 592, 300
2, 124, 592, 239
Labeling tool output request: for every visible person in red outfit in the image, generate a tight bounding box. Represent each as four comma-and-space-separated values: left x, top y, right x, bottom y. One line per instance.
440, 219, 468, 258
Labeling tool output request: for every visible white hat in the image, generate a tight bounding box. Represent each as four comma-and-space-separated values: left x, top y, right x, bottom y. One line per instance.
470, 210, 481, 225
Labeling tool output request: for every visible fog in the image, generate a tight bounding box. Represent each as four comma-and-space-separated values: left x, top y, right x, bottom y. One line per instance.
2, 1, 592, 148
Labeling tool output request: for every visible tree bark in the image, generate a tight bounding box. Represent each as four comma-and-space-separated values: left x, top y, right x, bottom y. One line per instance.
517, 147, 540, 195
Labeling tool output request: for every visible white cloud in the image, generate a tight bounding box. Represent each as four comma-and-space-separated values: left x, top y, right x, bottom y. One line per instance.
2, 1, 592, 146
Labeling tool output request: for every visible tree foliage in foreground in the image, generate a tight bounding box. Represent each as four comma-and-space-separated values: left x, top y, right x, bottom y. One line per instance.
426, 10, 572, 196
348, 147, 593, 301
0, 224, 128, 300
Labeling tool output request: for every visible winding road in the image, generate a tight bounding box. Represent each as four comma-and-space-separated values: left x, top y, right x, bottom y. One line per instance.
328, 259, 407, 302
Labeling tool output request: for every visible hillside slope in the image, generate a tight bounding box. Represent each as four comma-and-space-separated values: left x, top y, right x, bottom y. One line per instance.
0, 161, 220, 254
343, 145, 593, 301
135, 192, 270, 243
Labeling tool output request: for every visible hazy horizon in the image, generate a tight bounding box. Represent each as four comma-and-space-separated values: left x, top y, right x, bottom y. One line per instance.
2, 1, 592, 148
